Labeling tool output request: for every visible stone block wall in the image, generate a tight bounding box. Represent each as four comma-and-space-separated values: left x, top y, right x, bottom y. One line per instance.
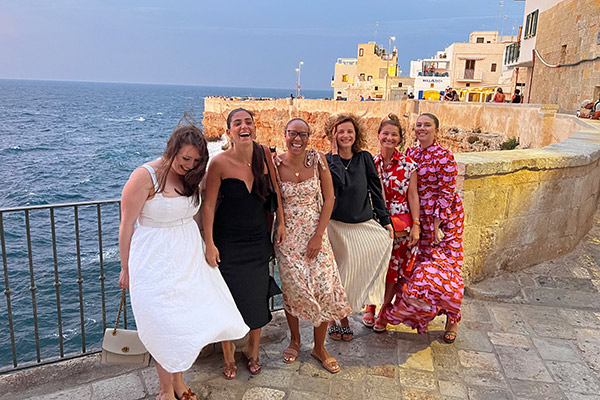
203, 97, 600, 284
529, 0, 600, 112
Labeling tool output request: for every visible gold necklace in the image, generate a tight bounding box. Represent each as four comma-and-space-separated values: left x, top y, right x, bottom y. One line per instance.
342, 155, 353, 170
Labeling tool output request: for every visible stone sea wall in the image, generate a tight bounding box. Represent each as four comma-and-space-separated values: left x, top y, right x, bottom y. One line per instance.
203, 98, 600, 284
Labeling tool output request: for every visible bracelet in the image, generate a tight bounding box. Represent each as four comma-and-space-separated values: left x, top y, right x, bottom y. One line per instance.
412, 220, 421, 226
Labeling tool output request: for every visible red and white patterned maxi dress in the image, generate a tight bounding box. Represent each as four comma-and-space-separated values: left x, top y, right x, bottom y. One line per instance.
383, 141, 465, 333
373, 150, 417, 284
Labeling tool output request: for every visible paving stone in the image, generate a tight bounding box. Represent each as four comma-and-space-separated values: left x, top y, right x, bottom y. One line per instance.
460, 299, 493, 324
91, 373, 146, 400
532, 337, 583, 362
517, 273, 537, 288
488, 305, 530, 334
488, 332, 532, 348
466, 386, 514, 400
575, 328, 600, 373
329, 379, 365, 399
561, 309, 600, 329
30, 386, 92, 400
287, 392, 330, 400
330, 365, 366, 382
401, 388, 441, 399
241, 387, 285, 400
289, 375, 330, 394
523, 287, 600, 311
298, 361, 337, 380
398, 369, 436, 391
508, 380, 566, 400
244, 368, 293, 388
465, 275, 521, 300
438, 380, 467, 398
366, 364, 396, 378
398, 343, 435, 372
364, 375, 402, 398
139, 367, 159, 396
564, 393, 600, 400
454, 329, 494, 352
496, 345, 553, 382
554, 277, 598, 292
195, 378, 241, 400
458, 350, 507, 388
546, 361, 600, 393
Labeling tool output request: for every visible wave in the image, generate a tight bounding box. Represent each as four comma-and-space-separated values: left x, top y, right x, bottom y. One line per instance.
136, 117, 145, 122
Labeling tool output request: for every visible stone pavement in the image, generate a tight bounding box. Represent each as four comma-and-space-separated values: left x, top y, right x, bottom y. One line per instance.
2, 212, 600, 400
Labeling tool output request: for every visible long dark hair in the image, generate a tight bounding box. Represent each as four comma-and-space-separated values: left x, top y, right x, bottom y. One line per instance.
225, 108, 268, 200
157, 120, 208, 206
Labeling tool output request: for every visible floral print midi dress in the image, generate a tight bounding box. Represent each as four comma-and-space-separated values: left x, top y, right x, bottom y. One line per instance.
274, 150, 351, 326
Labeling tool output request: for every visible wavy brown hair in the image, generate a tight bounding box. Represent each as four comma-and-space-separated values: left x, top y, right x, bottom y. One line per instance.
157, 120, 208, 206
378, 113, 404, 148
324, 113, 366, 153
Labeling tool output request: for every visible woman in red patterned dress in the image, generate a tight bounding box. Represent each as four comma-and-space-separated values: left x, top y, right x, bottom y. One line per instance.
363, 114, 420, 332
382, 113, 464, 343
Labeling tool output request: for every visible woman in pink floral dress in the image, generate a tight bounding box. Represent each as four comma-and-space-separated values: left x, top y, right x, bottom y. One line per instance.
383, 113, 465, 343
274, 118, 351, 374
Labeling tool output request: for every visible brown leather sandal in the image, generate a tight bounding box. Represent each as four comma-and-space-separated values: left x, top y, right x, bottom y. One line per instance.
311, 352, 340, 374
282, 343, 300, 364
221, 361, 237, 380
243, 352, 262, 375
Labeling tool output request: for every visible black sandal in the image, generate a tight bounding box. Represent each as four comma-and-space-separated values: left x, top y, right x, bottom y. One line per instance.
327, 325, 342, 341
339, 326, 354, 342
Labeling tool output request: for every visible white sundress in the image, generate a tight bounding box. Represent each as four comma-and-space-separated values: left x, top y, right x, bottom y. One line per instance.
128, 164, 249, 373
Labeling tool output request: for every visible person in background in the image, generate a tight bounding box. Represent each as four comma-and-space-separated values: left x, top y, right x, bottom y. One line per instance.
324, 113, 393, 342
273, 118, 351, 374
493, 88, 506, 103
119, 117, 249, 400
382, 113, 465, 344
363, 114, 420, 333
203, 108, 285, 379
511, 89, 523, 104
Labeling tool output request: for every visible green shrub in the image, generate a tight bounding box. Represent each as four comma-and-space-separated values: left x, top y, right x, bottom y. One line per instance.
500, 137, 518, 150
474, 127, 482, 133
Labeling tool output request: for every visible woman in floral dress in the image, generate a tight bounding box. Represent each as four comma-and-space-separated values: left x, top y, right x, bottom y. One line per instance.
274, 118, 351, 374
363, 114, 420, 333
383, 113, 465, 343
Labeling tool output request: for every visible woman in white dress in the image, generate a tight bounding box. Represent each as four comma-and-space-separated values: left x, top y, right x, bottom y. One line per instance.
118, 121, 249, 400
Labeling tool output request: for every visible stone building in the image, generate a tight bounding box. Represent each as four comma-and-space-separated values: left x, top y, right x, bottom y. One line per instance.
410, 31, 517, 101
331, 42, 411, 101
528, 0, 599, 112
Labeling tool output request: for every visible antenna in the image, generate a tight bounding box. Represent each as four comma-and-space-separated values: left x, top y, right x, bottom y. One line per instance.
374, 21, 379, 41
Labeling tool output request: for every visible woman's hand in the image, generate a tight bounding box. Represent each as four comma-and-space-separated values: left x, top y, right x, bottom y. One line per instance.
330, 132, 338, 155
306, 233, 323, 259
118, 269, 129, 290
408, 225, 420, 247
205, 243, 221, 267
384, 223, 394, 239
275, 222, 286, 245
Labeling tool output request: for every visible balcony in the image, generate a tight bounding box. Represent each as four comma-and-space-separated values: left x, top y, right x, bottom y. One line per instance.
504, 41, 521, 65
456, 70, 483, 82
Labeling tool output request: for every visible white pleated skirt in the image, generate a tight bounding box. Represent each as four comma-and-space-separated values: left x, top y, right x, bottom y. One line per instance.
327, 219, 393, 312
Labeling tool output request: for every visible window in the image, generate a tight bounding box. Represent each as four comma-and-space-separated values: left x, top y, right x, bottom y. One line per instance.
367, 75, 373, 81
466, 83, 471, 87
466, 60, 476, 70
342, 74, 348, 82
359, 73, 365, 81
379, 68, 387, 79
491, 63, 497, 72
374, 86, 379, 91
359, 48, 364, 57
524, 10, 539, 39
476, 37, 484, 43
398, 83, 403, 87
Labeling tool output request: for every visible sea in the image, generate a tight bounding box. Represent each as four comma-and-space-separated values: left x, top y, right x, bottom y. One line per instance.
0, 79, 330, 369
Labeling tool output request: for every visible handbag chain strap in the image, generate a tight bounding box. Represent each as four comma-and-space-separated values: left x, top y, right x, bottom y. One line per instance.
112, 289, 127, 335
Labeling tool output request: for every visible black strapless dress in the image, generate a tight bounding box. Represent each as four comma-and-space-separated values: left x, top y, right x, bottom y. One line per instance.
213, 178, 272, 330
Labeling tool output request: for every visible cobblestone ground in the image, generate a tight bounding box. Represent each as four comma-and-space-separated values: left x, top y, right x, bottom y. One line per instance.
2, 212, 600, 400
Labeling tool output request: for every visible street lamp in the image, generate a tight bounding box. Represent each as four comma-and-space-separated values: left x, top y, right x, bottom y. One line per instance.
385, 36, 396, 100
296, 61, 304, 98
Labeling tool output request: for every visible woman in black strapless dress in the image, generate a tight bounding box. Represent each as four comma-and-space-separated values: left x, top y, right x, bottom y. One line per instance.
203, 108, 285, 380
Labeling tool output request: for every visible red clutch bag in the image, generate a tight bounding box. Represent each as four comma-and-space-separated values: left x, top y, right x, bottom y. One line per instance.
391, 214, 412, 238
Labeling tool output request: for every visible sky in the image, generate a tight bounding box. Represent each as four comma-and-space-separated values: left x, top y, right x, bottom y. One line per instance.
0, 0, 526, 91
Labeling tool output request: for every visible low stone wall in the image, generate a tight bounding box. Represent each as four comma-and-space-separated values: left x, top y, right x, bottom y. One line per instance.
457, 119, 600, 282
203, 98, 600, 284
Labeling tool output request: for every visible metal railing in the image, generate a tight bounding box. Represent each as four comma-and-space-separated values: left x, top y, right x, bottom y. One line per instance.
0, 199, 122, 372
0, 199, 283, 373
